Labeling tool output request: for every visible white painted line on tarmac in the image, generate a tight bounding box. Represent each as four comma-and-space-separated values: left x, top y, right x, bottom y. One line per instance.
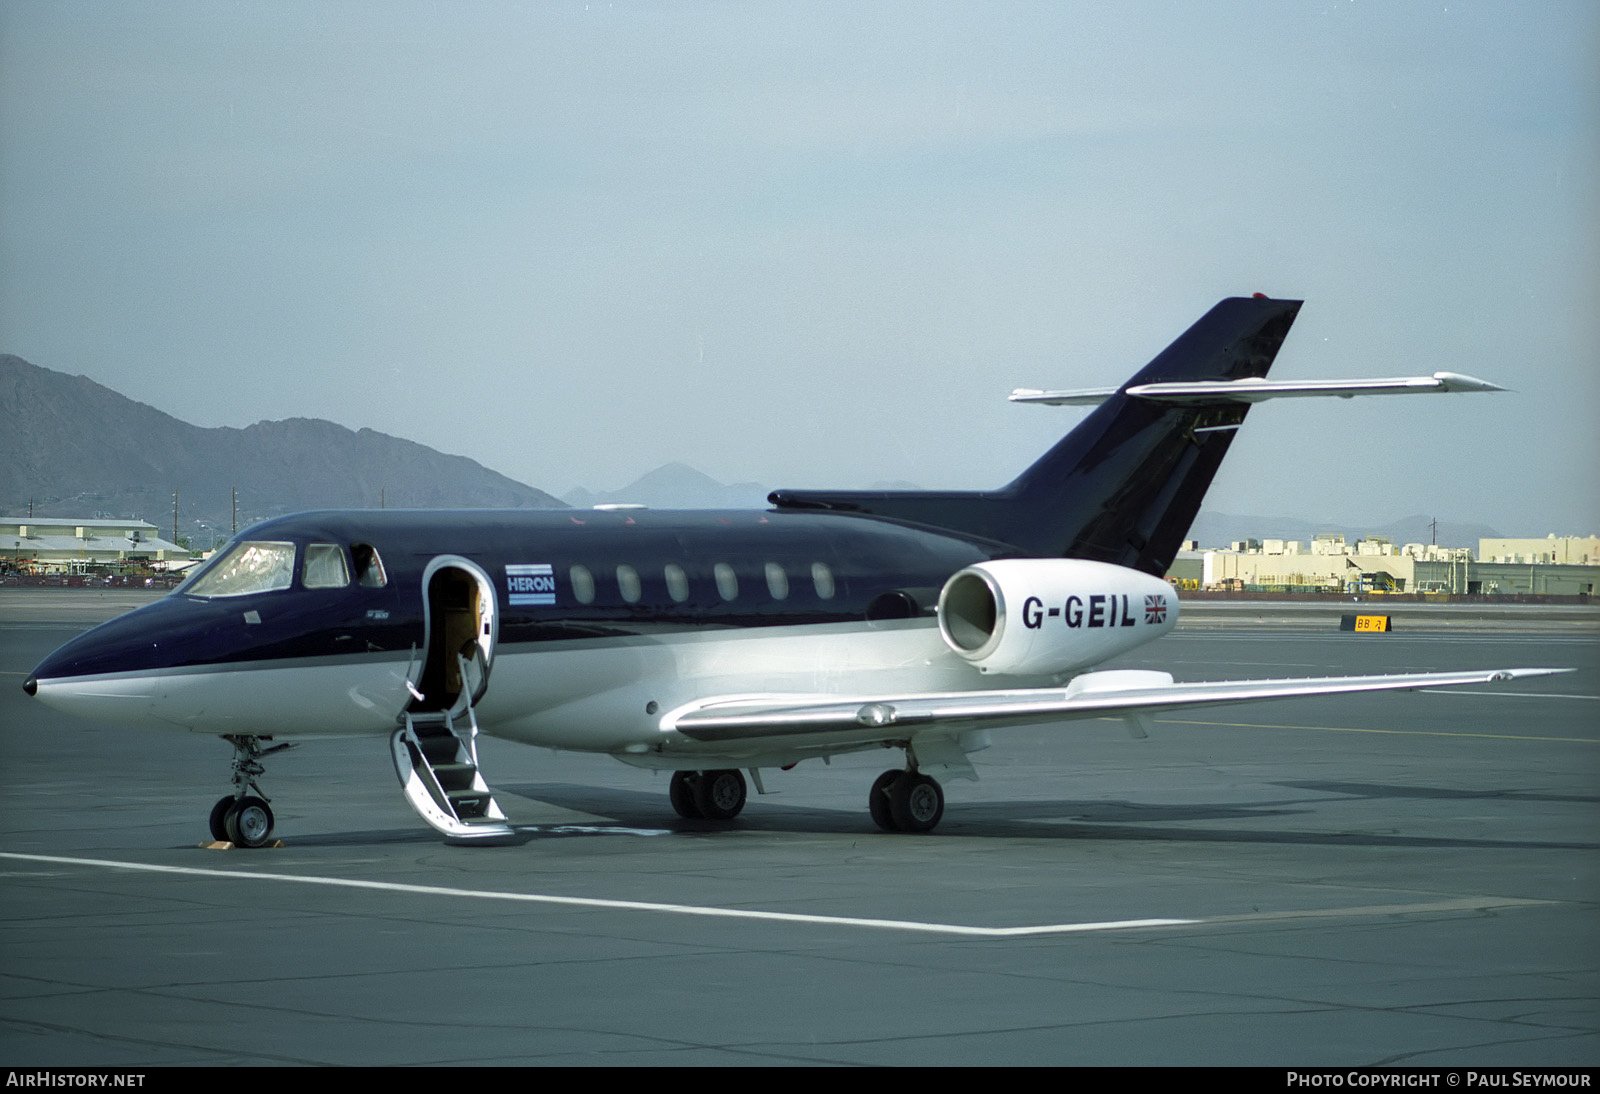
0, 852, 1551, 939
0, 851, 1191, 937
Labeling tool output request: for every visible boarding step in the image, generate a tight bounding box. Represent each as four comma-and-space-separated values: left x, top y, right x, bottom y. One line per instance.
390, 706, 513, 841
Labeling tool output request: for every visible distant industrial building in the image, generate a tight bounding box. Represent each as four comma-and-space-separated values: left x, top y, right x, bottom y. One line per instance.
1169, 533, 1598, 597
1478, 535, 1600, 565
1, 517, 190, 573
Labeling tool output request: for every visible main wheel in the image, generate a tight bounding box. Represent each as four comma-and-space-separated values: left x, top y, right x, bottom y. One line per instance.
669, 771, 702, 819
868, 770, 902, 832
692, 769, 746, 820
209, 796, 236, 842
224, 796, 275, 848
888, 773, 943, 833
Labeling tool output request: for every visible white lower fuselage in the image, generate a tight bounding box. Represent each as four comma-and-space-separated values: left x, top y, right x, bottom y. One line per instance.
32, 618, 1014, 767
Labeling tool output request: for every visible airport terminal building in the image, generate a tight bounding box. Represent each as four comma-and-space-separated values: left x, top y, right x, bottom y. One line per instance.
1, 517, 190, 573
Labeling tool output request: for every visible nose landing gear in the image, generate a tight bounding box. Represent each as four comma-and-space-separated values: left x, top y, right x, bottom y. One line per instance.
208, 735, 294, 848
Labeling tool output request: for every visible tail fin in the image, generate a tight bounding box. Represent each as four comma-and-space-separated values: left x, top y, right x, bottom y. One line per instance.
769, 296, 1303, 576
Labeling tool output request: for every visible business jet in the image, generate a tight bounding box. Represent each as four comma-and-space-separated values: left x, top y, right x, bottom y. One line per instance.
23, 296, 1561, 847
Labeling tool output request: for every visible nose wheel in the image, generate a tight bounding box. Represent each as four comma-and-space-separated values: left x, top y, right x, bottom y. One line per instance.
210, 795, 276, 847
209, 735, 292, 847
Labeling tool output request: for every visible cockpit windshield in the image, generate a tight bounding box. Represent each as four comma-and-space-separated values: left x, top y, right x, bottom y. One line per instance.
181, 541, 297, 598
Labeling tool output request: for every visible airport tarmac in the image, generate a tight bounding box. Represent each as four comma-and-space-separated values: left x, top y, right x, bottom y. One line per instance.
2, 589, 1596, 1066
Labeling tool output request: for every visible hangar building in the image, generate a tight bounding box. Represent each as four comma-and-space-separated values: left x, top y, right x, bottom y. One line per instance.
1, 517, 190, 573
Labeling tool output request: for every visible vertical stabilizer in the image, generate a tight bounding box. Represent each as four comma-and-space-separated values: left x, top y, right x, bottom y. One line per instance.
770, 296, 1303, 575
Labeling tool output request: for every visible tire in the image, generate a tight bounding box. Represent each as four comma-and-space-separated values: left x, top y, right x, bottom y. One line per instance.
868, 770, 902, 832
225, 796, 275, 848
209, 796, 236, 842
888, 773, 943, 833
669, 771, 702, 819
692, 769, 746, 820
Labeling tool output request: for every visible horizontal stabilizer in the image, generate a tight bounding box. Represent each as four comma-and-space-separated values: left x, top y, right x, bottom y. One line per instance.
1011, 371, 1505, 407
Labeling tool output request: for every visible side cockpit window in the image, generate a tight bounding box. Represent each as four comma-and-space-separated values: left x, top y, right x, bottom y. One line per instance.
352, 544, 388, 588
184, 541, 296, 598
303, 544, 350, 589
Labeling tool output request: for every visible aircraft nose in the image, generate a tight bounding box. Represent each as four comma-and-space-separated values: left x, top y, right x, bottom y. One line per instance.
28, 594, 205, 686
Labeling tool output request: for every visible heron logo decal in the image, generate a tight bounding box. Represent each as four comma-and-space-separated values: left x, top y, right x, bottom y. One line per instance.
506, 563, 556, 606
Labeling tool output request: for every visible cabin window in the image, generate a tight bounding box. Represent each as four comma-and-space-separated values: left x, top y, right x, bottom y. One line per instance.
303, 544, 350, 589
184, 541, 296, 598
811, 562, 836, 600
764, 562, 789, 600
352, 544, 387, 587
569, 565, 595, 604
664, 563, 690, 603
617, 564, 642, 604
714, 562, 738, 601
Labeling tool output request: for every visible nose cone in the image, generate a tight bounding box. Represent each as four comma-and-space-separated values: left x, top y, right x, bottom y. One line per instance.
26, 594, 230, 695
30, 608, 163, 684
27, 586, 409, 738
26, 595, 229, 727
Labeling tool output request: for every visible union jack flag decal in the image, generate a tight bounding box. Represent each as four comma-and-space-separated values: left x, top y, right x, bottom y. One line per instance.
1144, 594, 1168, 625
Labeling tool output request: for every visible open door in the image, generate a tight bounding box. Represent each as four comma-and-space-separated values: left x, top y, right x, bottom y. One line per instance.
392, 556, 511, 841
409, 556, 497, 715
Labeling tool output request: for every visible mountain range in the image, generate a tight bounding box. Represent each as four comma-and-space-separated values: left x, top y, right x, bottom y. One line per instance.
2, 353, 1503, 550
563, 462, 771, 510
1, 355, 562, 546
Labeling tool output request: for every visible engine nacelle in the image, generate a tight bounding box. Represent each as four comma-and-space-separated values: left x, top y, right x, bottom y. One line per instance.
937, 559, 1178, 676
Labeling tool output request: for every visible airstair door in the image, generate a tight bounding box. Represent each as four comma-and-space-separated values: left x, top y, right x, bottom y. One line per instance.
409, 556, 497, 716
392, 556, 511, 840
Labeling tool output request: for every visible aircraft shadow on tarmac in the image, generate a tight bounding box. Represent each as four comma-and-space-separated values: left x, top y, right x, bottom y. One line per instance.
234, 826, 449, 849
172, 781, 1600, 852
488, 781, 1600, 852
1278, 779, 1600, 806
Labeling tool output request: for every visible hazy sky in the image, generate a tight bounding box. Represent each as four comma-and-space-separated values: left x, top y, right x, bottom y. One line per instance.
3, 2, 1596, 534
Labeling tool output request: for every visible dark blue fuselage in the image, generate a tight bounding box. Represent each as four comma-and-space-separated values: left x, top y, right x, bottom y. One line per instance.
28, 506, 996, 687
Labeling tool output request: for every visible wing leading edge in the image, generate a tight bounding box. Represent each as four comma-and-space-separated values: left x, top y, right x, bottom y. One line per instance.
663, 667, 1570, 743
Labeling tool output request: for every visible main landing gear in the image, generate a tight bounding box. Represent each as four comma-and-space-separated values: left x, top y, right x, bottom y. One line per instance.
208, 734, 294, 848
868, 769, 945, 833
662, 765, 946, 832
668, 769, 748, 821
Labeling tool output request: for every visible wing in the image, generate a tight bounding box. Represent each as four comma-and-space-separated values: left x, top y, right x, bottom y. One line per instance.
663, 666, 1570, 744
